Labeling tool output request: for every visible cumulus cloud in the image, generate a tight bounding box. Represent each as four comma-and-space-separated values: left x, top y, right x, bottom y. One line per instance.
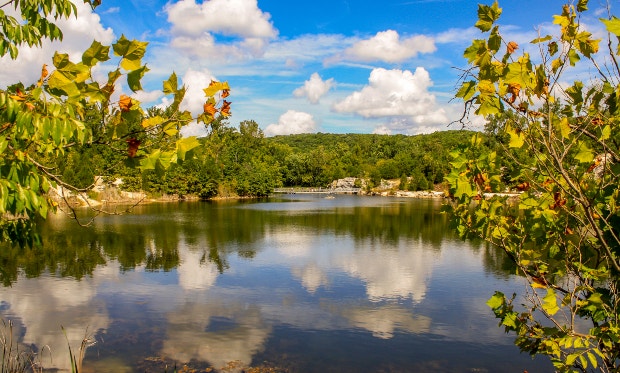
179, 68, 218, 115
264, 110, 316, 136
333, 67, 448, 132
166, 0, 276, 38
165, 0, 277, 60
0, 1, 115, 85
174, 68, 219, 138
293, 73, 334, 104
334, 30, 436, 64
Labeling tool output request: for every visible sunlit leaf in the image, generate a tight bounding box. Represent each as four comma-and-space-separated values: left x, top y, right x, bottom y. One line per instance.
82, 40, 110, 66
475, 1, 502, 32
163, 72, 178, 95
575, 141, 595, 163
543, 288, 560, 315
176, 137, 200, 161
601, 16, 620, 37
203, 80, 230, 97
127, 65, 149, 92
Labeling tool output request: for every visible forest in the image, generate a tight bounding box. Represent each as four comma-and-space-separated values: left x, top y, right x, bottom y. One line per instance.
57, 116, 491, 200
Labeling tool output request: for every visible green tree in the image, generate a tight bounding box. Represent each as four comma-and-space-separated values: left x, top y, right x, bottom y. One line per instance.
447, 1, 620, 371
0, 1, 231, 243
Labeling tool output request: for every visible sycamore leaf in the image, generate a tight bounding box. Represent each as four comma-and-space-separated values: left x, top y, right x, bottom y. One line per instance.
601, 16, 620, 37
127, 65, 149, 92
176, 137, 200, 161
203, 80, 230, 97
163, 72, 178, 95
506, 41, 518, 54
52, 52, 71, 69
142, 116, 164, 128
456, 81, 477, 100
139, 149, 160, 171
575, 141, 595, 163
47, 71, 80, 98
119, 95, 133, 112
486, 292, 505, 310
220, 100, 231, 117
203, 100, 217, 116
114, 35, 148, 71
475, 1, 502, 32
531, 35, 552, 44
555, 117, 571, 139
542, 288, 560, 315
82, 40, 110, 66
568, 49, 581, 66
37, 64, 48, 87
506, 125, 525, 148
601, 125, 611, 140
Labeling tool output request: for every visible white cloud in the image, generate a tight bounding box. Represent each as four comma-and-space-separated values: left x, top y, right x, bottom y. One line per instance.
373, 125, 392, 135
180, 68, 218, 116
333, 67, 448, 132
133, 89, 164, 104
293, 73, 334, 104
166, 0, 277, 38
340, 30, 436, 63
264, 110, 316, 136
165, 0, 277, 60
176, 68, 220, 138
0, 1, 115, 85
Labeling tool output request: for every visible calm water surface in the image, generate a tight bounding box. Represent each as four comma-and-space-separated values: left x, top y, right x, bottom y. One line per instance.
0, 194, 552, 372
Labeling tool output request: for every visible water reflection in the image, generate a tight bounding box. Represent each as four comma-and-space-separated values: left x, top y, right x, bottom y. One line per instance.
0, 195, 551, 372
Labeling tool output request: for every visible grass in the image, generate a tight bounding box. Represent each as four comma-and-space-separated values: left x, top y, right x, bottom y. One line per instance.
0, 319, 46, 373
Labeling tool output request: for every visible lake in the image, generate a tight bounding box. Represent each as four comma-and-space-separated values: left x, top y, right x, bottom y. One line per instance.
0, 194, 552, 372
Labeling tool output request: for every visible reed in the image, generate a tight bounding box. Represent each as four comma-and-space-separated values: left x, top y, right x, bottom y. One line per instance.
0, 319, 45, 373
62, 326, 96, 373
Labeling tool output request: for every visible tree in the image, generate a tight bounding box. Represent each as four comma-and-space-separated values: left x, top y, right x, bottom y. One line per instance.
447, 1, 620, 371
0, 1, 231, 244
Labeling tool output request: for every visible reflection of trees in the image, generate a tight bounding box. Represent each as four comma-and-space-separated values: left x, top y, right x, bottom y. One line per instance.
0, 198, 515, 285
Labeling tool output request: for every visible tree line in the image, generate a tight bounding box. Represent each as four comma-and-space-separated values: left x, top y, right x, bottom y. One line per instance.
58, 119, 484, 199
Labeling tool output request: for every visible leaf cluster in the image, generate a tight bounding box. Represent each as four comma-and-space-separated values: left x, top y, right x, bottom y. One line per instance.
449, 1, 620, 370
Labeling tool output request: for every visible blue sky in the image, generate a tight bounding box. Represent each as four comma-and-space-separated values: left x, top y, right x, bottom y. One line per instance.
0, 1, 608, 136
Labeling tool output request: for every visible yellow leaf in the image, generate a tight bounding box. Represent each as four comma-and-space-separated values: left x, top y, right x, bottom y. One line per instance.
203, 80, 230, 97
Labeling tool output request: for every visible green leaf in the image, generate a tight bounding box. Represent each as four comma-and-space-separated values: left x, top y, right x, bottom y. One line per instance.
163, 72, 178, 95
543, 288, 560, 315
142, 116, 164, 129
113, 35, 148, 71
52, 52, 71, 69
456, 81, 476, 101
575, 141, 595, 163
601, 16, 620, 37
555, 117, 571, 139
47, 71, 80, 98
577, 0, 588, 12
601, 125, 611, 140
568, 49, 580, 66
531, 35, 552, 44
506, 125, 524, 148
475, 1, 502, 32
82, 40, 110, 66
176, 137, 200, 161
127, 65, 149, 92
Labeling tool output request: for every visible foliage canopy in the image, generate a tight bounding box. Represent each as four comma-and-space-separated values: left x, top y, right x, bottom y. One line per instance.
448, 1, 620, 371
0, 0, 231, 244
